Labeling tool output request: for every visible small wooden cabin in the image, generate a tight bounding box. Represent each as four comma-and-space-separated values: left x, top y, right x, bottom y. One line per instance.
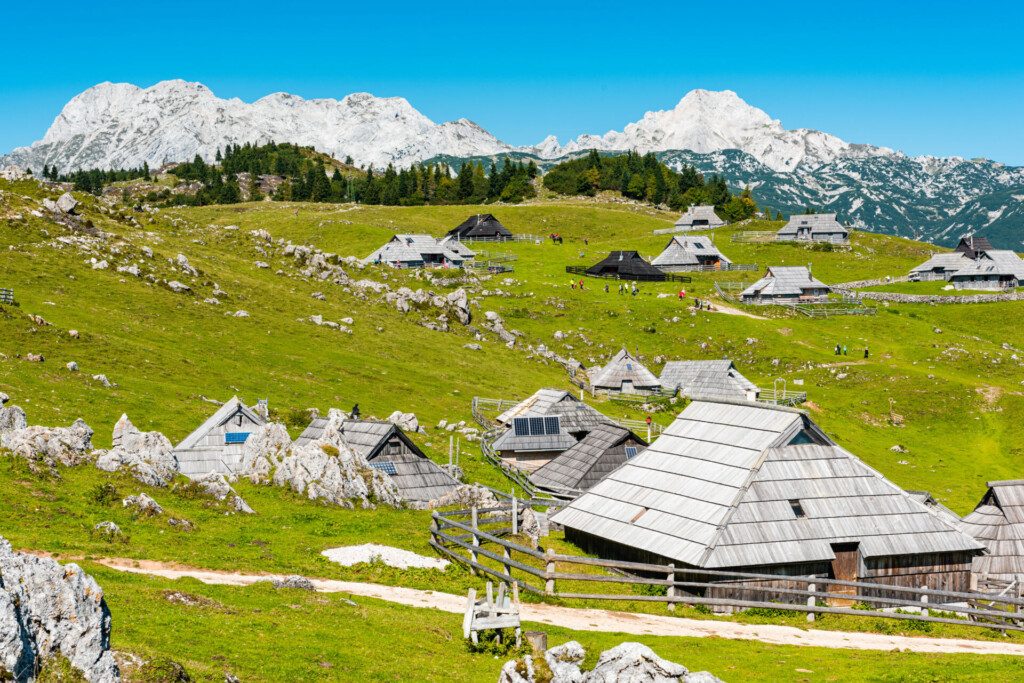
174, 396, 267, 477
651, 236, 732, 272
658, 359, 759, 401
446, 214, 512, 241
362, 234, 471, 269
529, 423, 647, 494
740, 266, 830, 304
551, 400, 983, 598
777, 214, 849, 243
959, 480, 1024, 589
908, 252, 971, 282
585, 251, 667, 281
673, 205, 725, 231
590, 349, 661, 395
948, 250, 1024, 291
294, 417, 459, 502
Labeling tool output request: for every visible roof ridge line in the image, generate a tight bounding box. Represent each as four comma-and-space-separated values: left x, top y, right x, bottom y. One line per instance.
697, 445, 775, 568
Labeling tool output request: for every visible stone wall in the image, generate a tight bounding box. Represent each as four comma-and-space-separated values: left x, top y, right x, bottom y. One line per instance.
832, 275, 1024, 305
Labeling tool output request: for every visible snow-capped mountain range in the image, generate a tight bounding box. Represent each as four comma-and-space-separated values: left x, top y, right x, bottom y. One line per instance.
3, 80, 1023, 246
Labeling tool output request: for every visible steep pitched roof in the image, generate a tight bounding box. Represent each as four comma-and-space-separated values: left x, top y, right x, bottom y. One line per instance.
777, 213, 848, 238
491, 411, 578, 453
586, 251, 665, 279
659, 360, 759, 400
530, 423, 647, 493
950, 250, 1024, 280
955, 236, 994, 258
674, 205, 725, 229
909, 252, 971, 274
959, 480, 1024, 578
496, 389, 613, 435
294, 417, 458, 502
741, 267, 830, 298
551, 400, 980, 568
651, 236, 732, 268
362, 234, 467, 265
590, 349, 661, 392
446, 214, 512, 239
174, 396, 265, 451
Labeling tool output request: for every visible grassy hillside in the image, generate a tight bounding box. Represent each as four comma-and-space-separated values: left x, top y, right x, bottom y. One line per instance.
3, 181, 1024, 679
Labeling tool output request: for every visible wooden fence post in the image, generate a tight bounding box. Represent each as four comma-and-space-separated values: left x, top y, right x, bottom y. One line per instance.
920, 585, 929, 618
666, 563, 676, 612
512, 494, 518, 535
545, 548, 556, 596
470, 506, 480, 574
502, 545, 512, 579
807, 583, 816, 623
429, 514, 438, 546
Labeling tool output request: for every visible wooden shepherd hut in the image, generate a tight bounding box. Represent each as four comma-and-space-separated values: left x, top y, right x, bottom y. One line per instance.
674, 205, 726, 231
173, 397, 267, 477
446, 214, 513, 241
529, 423, 648, 495
777, 214, 849, 243
294, 417, 459, 502
551, 399, 983, 596
948, 250, 1024, 291
590, 349, 661, 394
908, 252, 971, 282
959, 480, 1024, 587
740, 266, 830, 304
658, 360, 759, 401
362, 234, 471, 269
651, 236, 732, 272
585, 251, 667, 281
954, 235, 994, 259
492, 389, 614, 471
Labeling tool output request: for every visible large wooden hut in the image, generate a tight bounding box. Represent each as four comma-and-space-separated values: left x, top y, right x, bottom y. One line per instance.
492, 389, 614, 471
590, 349, 661, 394
446, 214, 512, 241
908, 252, 971, 282
294, 417, 459, 502
362, 234, 471, 269
959, 480, 1024, 588
651, 236, 732, 272
948, 250, 1024, 291
658, 360, 759, 401
529, 423, 647, 495
777, 214, 849, 243
954, 235, 994, 259
674, 205, 725, 231
585, 251, 667, 281
551, 399, 983, 596
173, 397, 267, 477
740, 266, 830, 304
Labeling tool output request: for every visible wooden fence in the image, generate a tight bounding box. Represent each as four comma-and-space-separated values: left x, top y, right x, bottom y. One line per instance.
455, 235, 542, 244
430, 504, 1024, 633
0, 288, 13, 305
565, 266, 691, 284
663, 263, 759, 273
794, 304, 877, 318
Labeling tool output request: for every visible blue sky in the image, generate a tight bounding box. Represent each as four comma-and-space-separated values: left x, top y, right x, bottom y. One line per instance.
4, 1, 1024, 164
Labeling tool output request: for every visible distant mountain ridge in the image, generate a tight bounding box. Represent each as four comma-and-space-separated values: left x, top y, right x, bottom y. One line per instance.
3, 80, 1022, 247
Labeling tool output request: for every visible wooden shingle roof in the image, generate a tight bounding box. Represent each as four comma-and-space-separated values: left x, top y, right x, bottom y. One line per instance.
446, 214, 512, 239
495, 389, 613, 435
959, 480, 1024, 579
651, 236, 732, 269
741, 266, 830, 298
777, 213, 848, 238
909, 252, 971, 275
362, 234, 469, 265
529, 423, 647, 493
551, 400, 981, 568
673, 205, 725, 230
590, 349, 661, 392
658, 360, 759, 401
585, 251, 665, 279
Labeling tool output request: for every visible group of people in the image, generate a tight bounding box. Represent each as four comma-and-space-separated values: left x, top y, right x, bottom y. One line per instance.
835, 343, 870, 359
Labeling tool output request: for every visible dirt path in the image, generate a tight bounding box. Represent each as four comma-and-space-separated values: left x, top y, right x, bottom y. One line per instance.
706, 301, 766, 320
98, 559, 1024, 657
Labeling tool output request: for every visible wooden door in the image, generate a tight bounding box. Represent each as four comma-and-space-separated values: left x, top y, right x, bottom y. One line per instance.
829, 543, 860, 606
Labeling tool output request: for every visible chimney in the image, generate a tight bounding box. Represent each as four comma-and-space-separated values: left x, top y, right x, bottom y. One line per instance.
807, 263, 813, 280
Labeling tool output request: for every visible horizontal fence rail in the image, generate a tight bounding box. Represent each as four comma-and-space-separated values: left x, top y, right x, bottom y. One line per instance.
431, 504, 1024, 633
565, 266, 692, 284
0, 288, 13, 304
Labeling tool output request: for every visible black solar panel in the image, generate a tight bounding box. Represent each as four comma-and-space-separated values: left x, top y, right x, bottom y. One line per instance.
370, 461, 397, 475
544, 416, 560, 435
529, 417, 545, 436
513, 418, 530, 436
625, 446, 638, 459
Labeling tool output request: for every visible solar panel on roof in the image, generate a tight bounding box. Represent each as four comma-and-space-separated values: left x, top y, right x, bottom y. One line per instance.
625, 446, 638, 459
513, 418, 530, 436
370, 461, 397, 475
224, 432, 250, 445
529, 417, 545, 436
544, 416, 560, 435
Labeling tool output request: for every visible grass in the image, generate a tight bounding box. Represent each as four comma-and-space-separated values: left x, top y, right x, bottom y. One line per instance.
3, 182, 1024, 678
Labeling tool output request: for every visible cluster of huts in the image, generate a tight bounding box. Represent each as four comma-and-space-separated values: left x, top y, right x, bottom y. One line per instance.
488, 383, 1021, 595
172, 397, 460, 503
363, 214, 512, 269
909, 236, 1024, 290
674, 206, 850, 245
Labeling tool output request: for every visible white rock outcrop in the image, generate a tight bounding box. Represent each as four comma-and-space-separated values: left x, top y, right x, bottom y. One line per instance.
0, 418, 94, 472
499, 641, 721, 683
0, 535, 120, 681
94, 415, 178, 487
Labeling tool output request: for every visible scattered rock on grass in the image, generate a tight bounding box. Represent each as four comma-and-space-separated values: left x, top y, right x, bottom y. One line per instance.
271, 575, 315, 591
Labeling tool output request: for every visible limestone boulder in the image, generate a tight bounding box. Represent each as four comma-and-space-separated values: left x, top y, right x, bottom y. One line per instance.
0, 403, 28, 433
236, 422, 292, 483
0, 418, 94, 472
94, 414, 177, 487
0, 535, 119, 682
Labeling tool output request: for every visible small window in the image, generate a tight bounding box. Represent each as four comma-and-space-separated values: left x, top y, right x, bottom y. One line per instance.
626, 362, 633, 371
544, 416, 560, 435
513, 418, 530, 436
625, 446, 638, 459
789, 499, 806, 517
385, 439, 401, 455
529, 417, 545, 436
